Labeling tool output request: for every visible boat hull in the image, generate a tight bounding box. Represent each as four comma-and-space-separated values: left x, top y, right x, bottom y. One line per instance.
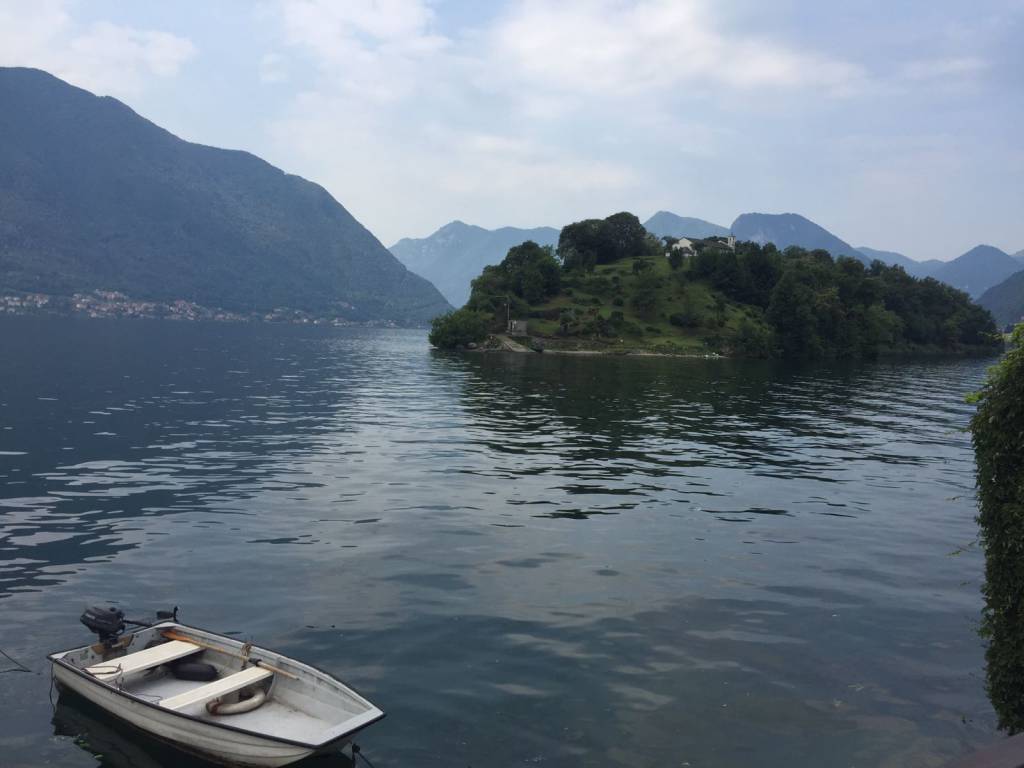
54, 664, 320, 767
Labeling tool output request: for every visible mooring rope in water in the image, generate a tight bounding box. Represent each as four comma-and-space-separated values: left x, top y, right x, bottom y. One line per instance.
0, 646, 34, 674
352, 743, 377, 768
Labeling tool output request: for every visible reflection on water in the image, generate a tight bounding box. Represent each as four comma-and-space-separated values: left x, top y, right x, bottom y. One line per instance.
0, 316, 998, 767
52, 691, 355, 768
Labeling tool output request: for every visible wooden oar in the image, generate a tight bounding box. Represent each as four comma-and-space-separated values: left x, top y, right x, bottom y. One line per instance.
161, 630, 298, 680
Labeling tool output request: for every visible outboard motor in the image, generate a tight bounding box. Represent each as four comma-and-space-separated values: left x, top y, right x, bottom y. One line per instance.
80, 606, 126, 646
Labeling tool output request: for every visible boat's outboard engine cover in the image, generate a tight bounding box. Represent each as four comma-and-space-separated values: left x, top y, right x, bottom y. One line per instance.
81, 606, 126, 644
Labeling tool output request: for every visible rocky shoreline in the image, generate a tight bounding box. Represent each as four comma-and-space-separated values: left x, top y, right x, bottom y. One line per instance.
468, 334, 725, 359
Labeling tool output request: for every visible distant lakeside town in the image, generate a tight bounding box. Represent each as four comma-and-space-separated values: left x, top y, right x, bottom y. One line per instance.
0, 290, 392, 327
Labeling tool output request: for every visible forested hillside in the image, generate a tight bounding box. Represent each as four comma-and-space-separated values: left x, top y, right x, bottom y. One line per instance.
0, 67, 450, 324
431, 213, 1001, 359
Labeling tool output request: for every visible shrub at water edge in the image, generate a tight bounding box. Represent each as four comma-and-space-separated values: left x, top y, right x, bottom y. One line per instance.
971, 324, 1024, 732
428, 309, 490, 350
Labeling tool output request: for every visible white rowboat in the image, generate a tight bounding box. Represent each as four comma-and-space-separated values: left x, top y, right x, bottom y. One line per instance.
49, 621, 384, 767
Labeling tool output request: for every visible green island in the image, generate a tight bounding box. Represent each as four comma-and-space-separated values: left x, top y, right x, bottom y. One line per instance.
430, 212, 1001, 359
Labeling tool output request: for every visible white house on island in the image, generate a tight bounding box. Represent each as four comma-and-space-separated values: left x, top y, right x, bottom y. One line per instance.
667, 235, 736, 258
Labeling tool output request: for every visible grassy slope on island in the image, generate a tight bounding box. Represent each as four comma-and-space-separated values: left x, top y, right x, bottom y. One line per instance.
433, 212, 1001, 359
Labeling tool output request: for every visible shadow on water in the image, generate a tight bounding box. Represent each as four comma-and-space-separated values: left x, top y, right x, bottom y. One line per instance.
52, 691, 355, 768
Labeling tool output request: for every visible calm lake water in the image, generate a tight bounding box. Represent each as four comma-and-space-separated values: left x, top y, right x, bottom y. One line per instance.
0, 316, 1001, 767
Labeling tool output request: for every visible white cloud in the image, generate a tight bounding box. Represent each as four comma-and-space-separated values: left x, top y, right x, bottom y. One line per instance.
487, 0, 863, 96
276, 0, 449, 103
0, 1, 196, 97
256, 0, 864, 242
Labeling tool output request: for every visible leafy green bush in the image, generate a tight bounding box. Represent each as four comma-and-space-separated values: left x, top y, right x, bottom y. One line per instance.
971, 326, 1024, 732
428, 309, 490, 349
669, 309, 701, 328
732, 317, 775, 357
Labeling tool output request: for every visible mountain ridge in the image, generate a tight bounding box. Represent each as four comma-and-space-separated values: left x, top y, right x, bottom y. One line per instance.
979, 269, 1024, 328
730, 213, 868, 264
930, 245, 1019, 298
391, 221, 559, 307
855, 246, 943, 279
643, 212, 730, 239
0, 67, 450, 324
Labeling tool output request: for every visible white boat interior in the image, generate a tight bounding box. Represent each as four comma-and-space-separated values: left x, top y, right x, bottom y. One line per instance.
52, 622, 383, 748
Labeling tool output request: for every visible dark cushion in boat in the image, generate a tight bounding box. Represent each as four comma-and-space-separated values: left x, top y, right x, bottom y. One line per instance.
168, 660, 218, 681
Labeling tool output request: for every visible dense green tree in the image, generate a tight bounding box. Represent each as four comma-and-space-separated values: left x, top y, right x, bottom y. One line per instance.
557, 219, 606, 272
604, 212, 648, 261
467, 240, 560, 313
971, 326, 1024, 732
557, 212, 648, 270
428, 309, 490, 349
767, 270, 823, 358
733, 316, 776, 357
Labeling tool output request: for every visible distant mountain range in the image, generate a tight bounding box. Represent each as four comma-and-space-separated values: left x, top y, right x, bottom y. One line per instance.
730, 213, 868, 263
855, 247, 943, 279
979, 271, 1024, 329
642, 212, 730, 239
0, 67, 450, 324
391, 221, 559, 307
927, 245, 1021, 298
728, 212, 1019, 298
394, 209, 1022, 310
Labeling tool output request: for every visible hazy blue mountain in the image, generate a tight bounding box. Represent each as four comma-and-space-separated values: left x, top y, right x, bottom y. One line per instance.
931, 245, 1020, 298
643, 212, 730, 239
730, 213, 868, 263
856, 247, 943, 278
1014, 250, 1024, 264
391, 221, 559, 307
979, 269, 1024, 329
0, 67, 450, 323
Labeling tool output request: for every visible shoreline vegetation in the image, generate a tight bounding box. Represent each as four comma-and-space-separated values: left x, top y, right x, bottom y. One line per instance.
970, 326, 1024, 734
430, 212, 1004, 360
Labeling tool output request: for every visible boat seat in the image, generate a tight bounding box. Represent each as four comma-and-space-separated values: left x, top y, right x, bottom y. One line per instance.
86, 640, 202, 682
159, 665, 273, 712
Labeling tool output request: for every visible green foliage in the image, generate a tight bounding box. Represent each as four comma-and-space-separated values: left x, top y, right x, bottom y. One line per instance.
755, 246, 1000, 359
557, 212, 647, 271
732, 316, 776, 357
467, 240, 561, 313
460, 213, 1000, 359
669, 308, 701, 328
428, 308, 490, 349
971, 326, 1024, 733
631, 271, 660, 317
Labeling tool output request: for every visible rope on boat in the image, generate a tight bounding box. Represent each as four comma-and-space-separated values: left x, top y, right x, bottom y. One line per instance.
0, 646, 35, 674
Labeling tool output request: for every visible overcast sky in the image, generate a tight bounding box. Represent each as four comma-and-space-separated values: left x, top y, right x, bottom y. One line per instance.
2, 0, 1022, 260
